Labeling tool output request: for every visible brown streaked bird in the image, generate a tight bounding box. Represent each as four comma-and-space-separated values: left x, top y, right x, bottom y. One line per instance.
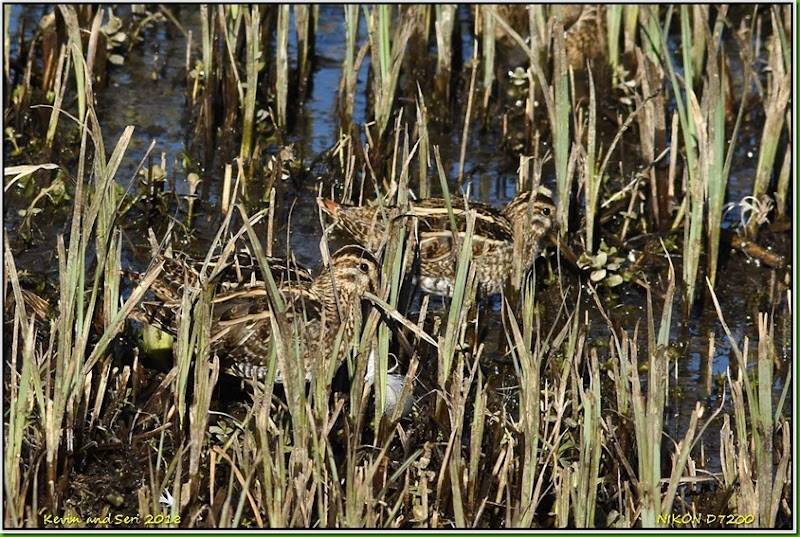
318, 189, 556, 297
129, 250, 313, 338
128, 245, 381, 383
156, 250, 311, 296
492, 4, 605, 71
561, 4, 607, 71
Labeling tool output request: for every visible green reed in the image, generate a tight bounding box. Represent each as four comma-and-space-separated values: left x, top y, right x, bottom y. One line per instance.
551, 11, 572, 237
749, 9, 790, 236
340, 128, 418, 522
606, 6, 623, 86
633, 262, 673, 527
240, 7, 261, 160
503, 276, 543, 527
639, 5, 662, 64
45, 44, 69, 148
656, 6, 761, 298
432, 148, 478, 386
599, 255, 723, 528
4, 239, 41, 526
690, 6, 708, 80
491, 7, 570, 236
582, 67, 599, 252
623, 5, 639, 53
680, 7, 696, 93
700, 7, 730, 288
574, 347, 602, 527
373, 119, 412, 425
504, 269, 603, 527
210, 5, 270, 161
654, 6, 701, 310
3, 15, 165, 522
363, 5, 412, 142
709, 282, 791, 527
432, 248, 478, 528
276, 5, 290, 128
213, 190, 420, 526
240, 204, 319, 527
58, 6, 87, 126
340, 5, 360, 130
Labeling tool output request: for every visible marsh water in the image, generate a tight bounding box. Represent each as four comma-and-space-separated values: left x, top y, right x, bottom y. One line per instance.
4, 4, 793, 527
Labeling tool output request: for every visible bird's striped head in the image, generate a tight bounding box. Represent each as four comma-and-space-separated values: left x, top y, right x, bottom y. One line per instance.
320, 244, 381, 299
503, 189, 557, 238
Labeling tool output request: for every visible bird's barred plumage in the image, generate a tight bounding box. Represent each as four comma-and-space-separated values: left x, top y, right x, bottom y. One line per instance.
319, 189, 556, 296
127, 245, 380, 383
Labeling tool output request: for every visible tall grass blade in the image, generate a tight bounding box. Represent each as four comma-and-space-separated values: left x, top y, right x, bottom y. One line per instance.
551, 14, 571, 236
240, 7, 260, 159
276, 5, 290, 128
748, 12, 790, 235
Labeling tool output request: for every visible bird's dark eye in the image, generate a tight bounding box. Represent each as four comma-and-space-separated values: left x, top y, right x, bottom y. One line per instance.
359, 262, 371, 273
541, 207, 551, 216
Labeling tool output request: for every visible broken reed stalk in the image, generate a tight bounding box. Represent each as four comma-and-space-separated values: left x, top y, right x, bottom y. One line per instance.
185, 287, 220, 506
293, 5, 310, 96
240, 7, 260, 160
457, 44, 478, 186
433, 4, 455, 103
480, 5, 496, 108
340, 4, 359, 130
574, 347, 602, 527
199, 5, 214, 148
275, 5, 289, 128
415, 86, 431, 197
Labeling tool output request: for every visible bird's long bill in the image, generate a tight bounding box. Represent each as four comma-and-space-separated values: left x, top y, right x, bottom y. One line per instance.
362, 291, 438, 348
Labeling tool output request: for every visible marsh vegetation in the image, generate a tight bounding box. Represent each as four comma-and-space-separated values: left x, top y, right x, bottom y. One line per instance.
3, 4, 793, 529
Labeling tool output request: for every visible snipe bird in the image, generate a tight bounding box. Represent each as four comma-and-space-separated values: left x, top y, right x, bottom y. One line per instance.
318, 189, 556, 296
129, 245, 381, 384
132, 250, 313, 338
